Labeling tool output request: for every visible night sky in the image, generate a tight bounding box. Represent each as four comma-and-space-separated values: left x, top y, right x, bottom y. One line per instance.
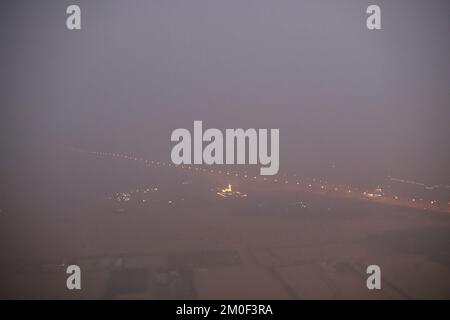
1, 0, 449, 194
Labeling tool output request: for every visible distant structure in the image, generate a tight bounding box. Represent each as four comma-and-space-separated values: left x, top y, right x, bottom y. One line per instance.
363, 187, 383, 199
216, 184, 247, 199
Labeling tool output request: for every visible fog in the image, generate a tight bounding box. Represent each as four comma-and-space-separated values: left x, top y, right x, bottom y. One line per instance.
0, 0, 449, 299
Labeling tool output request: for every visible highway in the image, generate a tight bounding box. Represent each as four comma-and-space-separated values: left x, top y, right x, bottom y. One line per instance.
71, 148, 450, 214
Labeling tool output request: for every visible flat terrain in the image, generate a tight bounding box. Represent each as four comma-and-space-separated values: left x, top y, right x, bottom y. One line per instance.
1, 152, 450, 299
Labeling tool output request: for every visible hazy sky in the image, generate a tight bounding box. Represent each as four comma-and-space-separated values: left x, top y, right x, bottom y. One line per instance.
1, 0, 449, 189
